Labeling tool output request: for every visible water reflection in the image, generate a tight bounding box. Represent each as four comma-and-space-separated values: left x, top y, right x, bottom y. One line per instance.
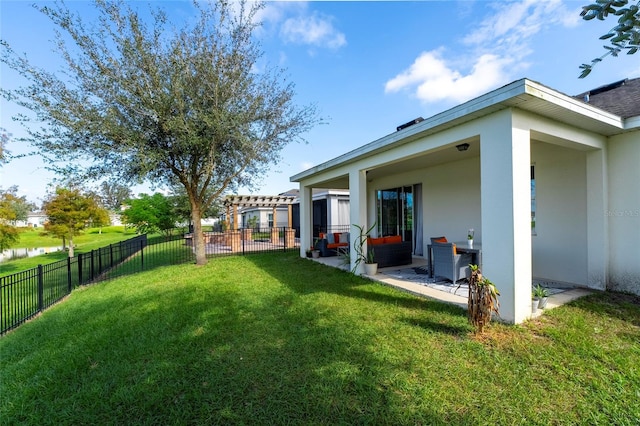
0, 246, 64, 263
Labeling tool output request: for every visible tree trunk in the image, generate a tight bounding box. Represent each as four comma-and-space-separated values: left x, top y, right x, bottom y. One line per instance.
68, 235, 75, 258
191, 205, 207, 265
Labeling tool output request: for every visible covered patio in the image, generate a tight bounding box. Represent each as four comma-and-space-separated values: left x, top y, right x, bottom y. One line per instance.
308, 255, 592, 319
290, 78, 635, 324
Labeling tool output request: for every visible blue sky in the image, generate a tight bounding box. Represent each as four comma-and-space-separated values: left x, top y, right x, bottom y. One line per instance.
1, 0, 639, 205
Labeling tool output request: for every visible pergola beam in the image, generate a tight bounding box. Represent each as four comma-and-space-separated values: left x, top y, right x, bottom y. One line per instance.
223, 195, 297, 208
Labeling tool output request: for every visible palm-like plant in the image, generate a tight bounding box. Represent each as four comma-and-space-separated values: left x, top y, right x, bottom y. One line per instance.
467, 264, 500, 334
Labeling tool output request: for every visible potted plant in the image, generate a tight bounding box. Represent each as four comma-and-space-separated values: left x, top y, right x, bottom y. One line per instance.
533, 284, 549, 309
363, 247, 377, 275
352, 223, 376, 274
531, 296, 540, 314
306, 247, 320, 258
467, 228, 474, 248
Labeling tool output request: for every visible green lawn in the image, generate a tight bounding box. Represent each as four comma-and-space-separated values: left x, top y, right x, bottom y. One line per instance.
1, 227, 140, 276
1, 252, 639, 425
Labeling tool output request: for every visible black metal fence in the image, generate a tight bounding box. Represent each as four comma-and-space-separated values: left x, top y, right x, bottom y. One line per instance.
1, 227, 300, 335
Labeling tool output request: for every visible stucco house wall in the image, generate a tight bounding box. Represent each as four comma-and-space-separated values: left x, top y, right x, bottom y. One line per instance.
241, 207, 290, 228
531, 142, 588, 286
607, 132, 640, 293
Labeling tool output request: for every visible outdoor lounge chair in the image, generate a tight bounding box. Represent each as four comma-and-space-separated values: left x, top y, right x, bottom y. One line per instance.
431, 242, 472, 283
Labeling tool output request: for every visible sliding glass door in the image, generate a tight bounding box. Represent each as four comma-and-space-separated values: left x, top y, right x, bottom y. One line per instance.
376, 186, 413, 242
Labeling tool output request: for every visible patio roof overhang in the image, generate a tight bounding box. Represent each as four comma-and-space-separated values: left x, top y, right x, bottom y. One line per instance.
290, 78, 628, 186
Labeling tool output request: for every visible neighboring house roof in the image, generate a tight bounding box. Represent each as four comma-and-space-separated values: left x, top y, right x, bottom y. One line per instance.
574, 78, 640, 119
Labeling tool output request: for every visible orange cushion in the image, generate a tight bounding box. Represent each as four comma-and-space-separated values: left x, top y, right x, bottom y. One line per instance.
333, 233, 341, 244
368, 237, 385, 245
320, 233, 326, 240
327, 242, 348, 249
385, 235, 402, 244
452, 243, 457, 255
433, 237, 447, 243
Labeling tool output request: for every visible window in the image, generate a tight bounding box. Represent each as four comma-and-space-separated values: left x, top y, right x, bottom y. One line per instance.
376, 186, 413, 241
268, 213, 274, 228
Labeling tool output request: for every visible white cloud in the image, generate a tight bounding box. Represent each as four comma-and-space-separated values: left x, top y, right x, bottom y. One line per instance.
280, 12, 346, 49
463, 0, 578, 53
255, 2, 346, 50
385, 51, 512, 104
385, 0, 579, 105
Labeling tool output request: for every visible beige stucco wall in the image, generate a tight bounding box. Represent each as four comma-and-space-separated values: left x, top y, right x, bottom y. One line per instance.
531, 141, 589, 286
370, 155, 481, 256
242, 208, 290, 228
607, 131, 640, 295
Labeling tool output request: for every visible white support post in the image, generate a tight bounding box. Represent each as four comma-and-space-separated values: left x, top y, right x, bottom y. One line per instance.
480, 110, 532, 324
299, 185, 313, 258
349, 169, 368, 274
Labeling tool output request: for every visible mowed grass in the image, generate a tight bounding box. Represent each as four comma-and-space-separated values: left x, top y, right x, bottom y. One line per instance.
1, 227, 141, 276
1, 252, 639, 425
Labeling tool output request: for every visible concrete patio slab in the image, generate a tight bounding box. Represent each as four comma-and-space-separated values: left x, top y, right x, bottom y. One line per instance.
310, 255, 594, 320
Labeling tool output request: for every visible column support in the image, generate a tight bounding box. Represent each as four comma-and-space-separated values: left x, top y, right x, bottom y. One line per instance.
480, 109, 532, 324
349, 169, 368, 274
299, 185, 313, 257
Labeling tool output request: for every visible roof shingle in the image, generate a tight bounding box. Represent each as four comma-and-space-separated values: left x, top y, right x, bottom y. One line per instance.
574, 77, 640, 119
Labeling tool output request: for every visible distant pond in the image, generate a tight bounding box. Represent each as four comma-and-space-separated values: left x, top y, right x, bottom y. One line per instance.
0, 246, 64, 263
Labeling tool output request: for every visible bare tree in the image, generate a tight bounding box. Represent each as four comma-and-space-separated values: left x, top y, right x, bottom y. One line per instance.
1, 0, 319, 264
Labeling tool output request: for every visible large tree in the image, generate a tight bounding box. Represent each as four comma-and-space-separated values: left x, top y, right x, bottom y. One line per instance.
580, 0, 640, 77
0, 0, 318, 265
121, 193, 179, 236
98, 181, 132, 212
42, 187, 110, 257
0, 186, 33, 251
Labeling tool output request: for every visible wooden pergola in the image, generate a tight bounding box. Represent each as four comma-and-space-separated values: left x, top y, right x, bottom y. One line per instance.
223, 195, 297, 230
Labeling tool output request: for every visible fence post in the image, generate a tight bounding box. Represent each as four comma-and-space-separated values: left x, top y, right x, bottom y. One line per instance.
67, 257, 72, 293
90, 249, 95, 281
78, 253, 83, 285
37, 264, 44, 313
140, 239, 144, 270
110, 244, 114, 269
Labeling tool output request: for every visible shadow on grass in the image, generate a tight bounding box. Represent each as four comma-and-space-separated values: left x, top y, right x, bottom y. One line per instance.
561, 291, 640, 328
246, 252, 468, 318
1, 252, 476, 425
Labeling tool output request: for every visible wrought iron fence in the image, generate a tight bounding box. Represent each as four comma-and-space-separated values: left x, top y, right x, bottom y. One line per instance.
1, 227, 300, 335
